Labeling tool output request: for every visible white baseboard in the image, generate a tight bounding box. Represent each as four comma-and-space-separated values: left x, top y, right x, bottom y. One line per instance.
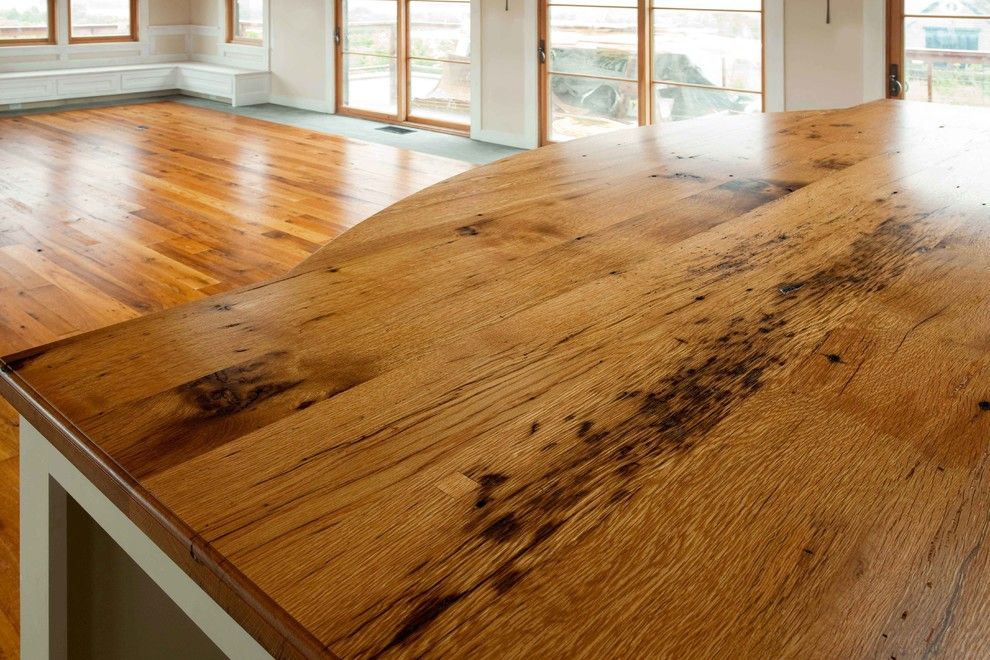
470, 128, 536, 150
267, 94, 332, 113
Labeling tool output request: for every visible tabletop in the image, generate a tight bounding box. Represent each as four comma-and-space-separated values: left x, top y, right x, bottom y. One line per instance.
4, 100, 990, 658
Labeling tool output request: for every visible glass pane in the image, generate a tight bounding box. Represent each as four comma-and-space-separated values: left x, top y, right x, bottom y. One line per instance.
409, 59, 470, 124
904, 17, 990, 106
343, 0, 397, 55
343, 53, 398, 115
70, 0, 132, 38
548, 7, 639, 80
0, 0, 50, 40
549, 74, 638, 141
652, 9, 762, 92
549, 0, 637, 6
905, 0, 990, 16
233, 0, 263, 41
653, 83, 760, 122
653, 0, 760, 9
409, 1, 470, 62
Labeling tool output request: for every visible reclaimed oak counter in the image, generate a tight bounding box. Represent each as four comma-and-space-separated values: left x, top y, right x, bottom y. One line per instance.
4, 100, 990, 658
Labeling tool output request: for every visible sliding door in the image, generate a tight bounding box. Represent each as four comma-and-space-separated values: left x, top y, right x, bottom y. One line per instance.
407, 0, 471, 127
339, 0, 400, 117
888, 0, 990, 106
540, 0, 763, 143
541, 0, 644, 142
651, 1, 762, 123
336, 0, 471, 130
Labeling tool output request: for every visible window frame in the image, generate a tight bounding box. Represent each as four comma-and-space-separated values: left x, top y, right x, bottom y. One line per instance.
0, 0, 57, 47
538, 0, 766, 144
68, 0, 139, 44
334, 0, 473, 134
227, 0, 264, 46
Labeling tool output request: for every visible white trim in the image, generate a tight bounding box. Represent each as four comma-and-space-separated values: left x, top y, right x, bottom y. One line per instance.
764, 0, 785, 112
520, 0, 540, 149
19, 419, 272, 660
469, 0, 481, 141
862, 0, 887, 102
20, 420, 66, 659
189, 25, 222, 36
325, 0, 336, 113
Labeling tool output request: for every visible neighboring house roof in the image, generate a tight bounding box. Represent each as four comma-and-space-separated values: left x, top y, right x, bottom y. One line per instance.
917, 0, 990, 13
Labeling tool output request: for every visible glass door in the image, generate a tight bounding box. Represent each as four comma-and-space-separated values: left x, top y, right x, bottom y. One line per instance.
336, 0, 472, 130
407, 0, 472, 127
889, 0, 990, 106
650, 0, 762, 123
539, 0, 763, 144
338, 0, 402, 119
541, 0, 645, 143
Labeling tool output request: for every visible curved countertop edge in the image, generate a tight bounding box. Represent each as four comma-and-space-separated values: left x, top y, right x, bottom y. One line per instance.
0, 99, 942, 657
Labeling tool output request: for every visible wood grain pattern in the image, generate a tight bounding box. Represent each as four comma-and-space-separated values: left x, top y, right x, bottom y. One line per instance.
5, 100, 990, 658
0, 101, 470, 658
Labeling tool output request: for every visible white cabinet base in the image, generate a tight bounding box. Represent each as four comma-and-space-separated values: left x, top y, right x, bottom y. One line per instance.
19, 419, 271, 660
0, 63, 271, 110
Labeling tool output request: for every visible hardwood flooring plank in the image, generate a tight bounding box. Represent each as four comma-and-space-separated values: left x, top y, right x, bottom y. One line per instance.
0, 100, 470, 656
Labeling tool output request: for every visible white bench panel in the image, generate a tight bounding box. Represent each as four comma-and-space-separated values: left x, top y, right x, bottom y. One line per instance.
121, 67, 178, 93
1, 77, 58, 103
177, 68, 234, 98
57, 72, 121, 99
0, 62, 270, 108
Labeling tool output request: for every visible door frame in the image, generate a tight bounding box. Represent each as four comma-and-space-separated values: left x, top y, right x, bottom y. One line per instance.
886, 0, 905, 98
334, 0, 471, 135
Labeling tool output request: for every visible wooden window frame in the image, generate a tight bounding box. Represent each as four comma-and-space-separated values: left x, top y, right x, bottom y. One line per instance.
887, 0, 904, 98
885, 0, 990, 101
0, 0, 57, 47
334, 0, 471, 135
68, 0, 139, 44
227, 0, 264, 46
538, 0, 766, 145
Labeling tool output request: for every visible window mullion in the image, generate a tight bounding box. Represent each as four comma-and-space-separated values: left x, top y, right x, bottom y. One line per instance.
641, 0, 651, 126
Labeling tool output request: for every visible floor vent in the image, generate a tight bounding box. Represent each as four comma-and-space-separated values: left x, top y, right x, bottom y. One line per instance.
377, 125, 416, 135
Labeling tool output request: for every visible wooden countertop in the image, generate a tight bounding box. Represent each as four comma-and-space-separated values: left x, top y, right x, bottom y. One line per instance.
4, 100, 990, 658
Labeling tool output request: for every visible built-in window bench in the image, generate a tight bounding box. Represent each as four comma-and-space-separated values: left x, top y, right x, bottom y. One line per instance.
0, 62, 270, 110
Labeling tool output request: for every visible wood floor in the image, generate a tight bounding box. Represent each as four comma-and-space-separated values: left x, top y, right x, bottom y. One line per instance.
0, 100, 470, 657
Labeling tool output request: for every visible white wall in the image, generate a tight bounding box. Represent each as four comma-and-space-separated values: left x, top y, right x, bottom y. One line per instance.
268, 0, 333, 111
470, 0, 539, 149
188, 0, 268, 71
783, 0, 887, 110
0, 0, 192, 73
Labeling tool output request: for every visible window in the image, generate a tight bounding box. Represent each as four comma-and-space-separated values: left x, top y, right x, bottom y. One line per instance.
541, 0, 764, 142
69, 0, 137, 43
336, 0, 472, 131
0, 0, 55, 45
228, 0, 263, 44
890, 0, 990, 107
407, 0, 471, 125
651, 1, 762, 123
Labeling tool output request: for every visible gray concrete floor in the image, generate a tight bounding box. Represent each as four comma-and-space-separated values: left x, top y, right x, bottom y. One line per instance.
175, 96, 522, 165
1, 93, 523, 165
